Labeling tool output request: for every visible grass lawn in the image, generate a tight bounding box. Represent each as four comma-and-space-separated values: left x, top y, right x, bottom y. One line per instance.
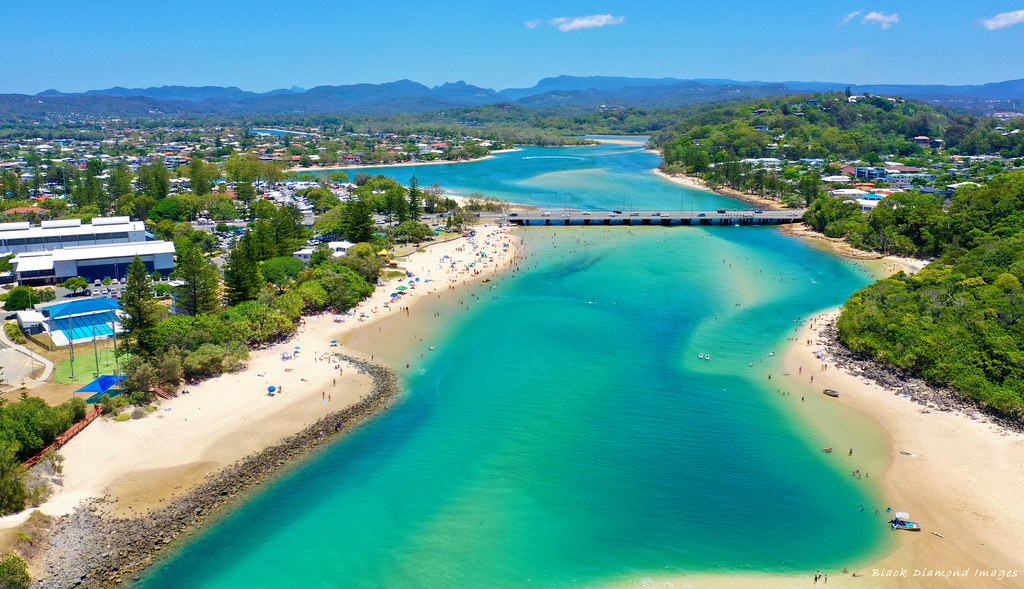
53, 348, 125, 385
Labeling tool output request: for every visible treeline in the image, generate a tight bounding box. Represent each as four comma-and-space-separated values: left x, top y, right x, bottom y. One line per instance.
654, 92, 1024, 163
835, 171, 1024, 415
805, 170, 1024, 259
0, 397, 88, 514
116, 202, 383, 397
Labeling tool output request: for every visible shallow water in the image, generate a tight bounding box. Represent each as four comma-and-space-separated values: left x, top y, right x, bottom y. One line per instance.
137, 142, 888, 588
302, 136, 734, 212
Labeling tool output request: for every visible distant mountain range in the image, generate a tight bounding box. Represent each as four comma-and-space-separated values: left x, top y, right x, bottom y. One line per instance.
8, 76, 1024, 118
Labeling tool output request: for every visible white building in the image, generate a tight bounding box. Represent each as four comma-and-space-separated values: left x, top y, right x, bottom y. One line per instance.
11, 241, 176, 286
0, 217, 148, 255
293, 240, 355, 263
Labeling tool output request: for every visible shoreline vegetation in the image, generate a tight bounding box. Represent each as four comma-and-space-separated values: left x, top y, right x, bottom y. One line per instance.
12, 136, 1020, 587
288, 148, 523, 173
15, 225, 523, 587
652, 166, 787, 211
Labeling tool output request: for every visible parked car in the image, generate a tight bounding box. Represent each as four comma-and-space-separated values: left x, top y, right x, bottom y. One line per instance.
717, 209, 726, 214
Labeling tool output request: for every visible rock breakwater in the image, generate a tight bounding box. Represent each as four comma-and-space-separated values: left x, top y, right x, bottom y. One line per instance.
816, 318, 1023, 434
33, 355, 397, 589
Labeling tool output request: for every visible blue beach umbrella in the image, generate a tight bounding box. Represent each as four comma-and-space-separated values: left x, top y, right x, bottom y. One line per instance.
268, 386, 276, 393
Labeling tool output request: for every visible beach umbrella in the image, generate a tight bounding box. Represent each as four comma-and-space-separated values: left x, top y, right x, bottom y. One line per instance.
295, 346, 301, 350
396, 286, 407, 290
268, 386, 276, 392
330, 340, 338, 344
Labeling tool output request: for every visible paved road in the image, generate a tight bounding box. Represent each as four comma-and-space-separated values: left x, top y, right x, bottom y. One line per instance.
0, 346, 33, 388
0, 325, 53, 390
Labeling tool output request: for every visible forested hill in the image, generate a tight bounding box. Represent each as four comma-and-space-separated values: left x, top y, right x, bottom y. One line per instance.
837, 172, 1024, 417
645, 92, 1024, 417
652, 92, 1024, 162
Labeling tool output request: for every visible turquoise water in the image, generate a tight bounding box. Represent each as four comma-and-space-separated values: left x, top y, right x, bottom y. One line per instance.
302, 136, 736, 211
138, 142, 886, 588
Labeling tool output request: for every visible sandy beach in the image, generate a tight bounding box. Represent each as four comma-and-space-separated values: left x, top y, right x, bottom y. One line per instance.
613, 308, 1024, 589
592, 137, 648, 146
652, 166, 789, 210
288, 148, 522, 173
5, 225, 521, 530
782, 310, 1024, 587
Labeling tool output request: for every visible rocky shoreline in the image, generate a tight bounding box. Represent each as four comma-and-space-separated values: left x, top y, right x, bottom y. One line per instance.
32, 355, 398, 589
816, 317, 1023, 434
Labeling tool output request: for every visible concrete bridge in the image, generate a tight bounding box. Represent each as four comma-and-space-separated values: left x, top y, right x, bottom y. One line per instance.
504, 209, 804, 226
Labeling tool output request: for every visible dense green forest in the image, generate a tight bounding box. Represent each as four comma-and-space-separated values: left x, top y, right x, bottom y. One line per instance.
836, 172, 1024, 416
654, 92, 1024, 164
0, 397, 88, 514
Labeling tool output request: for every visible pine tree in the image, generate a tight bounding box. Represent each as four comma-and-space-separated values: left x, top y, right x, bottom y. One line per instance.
120, 257, 160, 357
344, 196, 375, 243
224, 235, 264, 304
407, 175, 423, 220
173, 241, 220, 316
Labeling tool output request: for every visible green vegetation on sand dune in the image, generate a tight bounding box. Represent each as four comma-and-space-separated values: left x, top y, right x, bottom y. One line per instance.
837, 173, 1024, 416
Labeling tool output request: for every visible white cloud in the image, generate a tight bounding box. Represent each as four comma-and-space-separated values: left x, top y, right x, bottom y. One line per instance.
839, 10, 862, 26
525, 14, 625, 32
862, 11, 899, 29
980, 9, 1024, 30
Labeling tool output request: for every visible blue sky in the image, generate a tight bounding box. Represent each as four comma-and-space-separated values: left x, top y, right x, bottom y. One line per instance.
4, 0, 1024, 93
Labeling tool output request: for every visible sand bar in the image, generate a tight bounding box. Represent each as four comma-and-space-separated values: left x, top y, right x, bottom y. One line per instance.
621, 309, 1024, 588
5, 225, 520, 524
288, 148, 522, 173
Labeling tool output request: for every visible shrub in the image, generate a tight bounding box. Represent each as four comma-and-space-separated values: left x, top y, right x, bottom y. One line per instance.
113, 413, 131, 422
99, 394, 129, 416
127, 391, 153, 406
130, 407, 147, 420
0, 553, 30, 589
2, 287, 38, 312
183, 344, 227, 380
3, 323, 26, 345
25, 484, 49, 507
42, 449, 64, 475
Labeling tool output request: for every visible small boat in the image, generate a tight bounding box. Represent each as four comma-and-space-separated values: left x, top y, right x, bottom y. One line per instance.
823, 389, 840, 398
889, 512, 922, 532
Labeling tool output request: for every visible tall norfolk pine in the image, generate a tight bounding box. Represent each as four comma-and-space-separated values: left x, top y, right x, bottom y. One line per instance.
173, 240, 220, 316
119, 257, 161, 357
223, 234, 264, 304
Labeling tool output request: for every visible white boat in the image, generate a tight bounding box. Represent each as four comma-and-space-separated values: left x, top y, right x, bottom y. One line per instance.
889, 512, 922, 531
